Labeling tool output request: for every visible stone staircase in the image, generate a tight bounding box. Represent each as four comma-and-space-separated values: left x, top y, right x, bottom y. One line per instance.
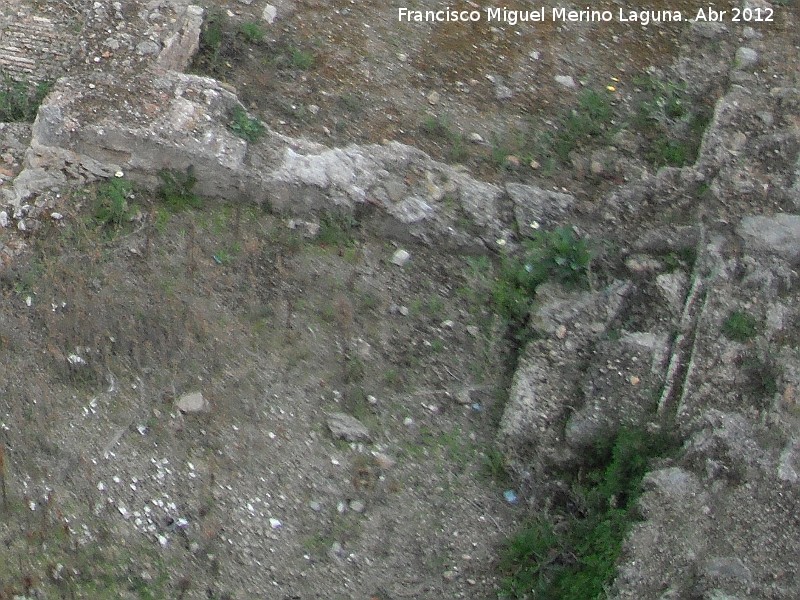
0, 6, 75, 82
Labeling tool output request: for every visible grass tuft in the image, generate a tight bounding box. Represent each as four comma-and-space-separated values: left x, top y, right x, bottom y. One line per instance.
722, 310, 758, 343
0, 75, 52, 122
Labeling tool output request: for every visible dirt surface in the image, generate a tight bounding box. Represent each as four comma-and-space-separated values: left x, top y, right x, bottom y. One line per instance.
0, 0, 799, 599
0, 197, 518, 598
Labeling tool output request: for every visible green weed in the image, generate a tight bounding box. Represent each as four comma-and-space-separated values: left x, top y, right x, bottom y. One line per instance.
290, 47, 315, 70
421, 116, 470, 164
194, 8, 227, 76
0, 75, 51, 122
383, 368, 402, 389
500, 428, 677, 599
158, 166, 203, 212
93, 177, 136, 230
229, 105, 266, 143
550, 89, 614, 162
648, 138, 691, 168
722, 311, 758, 342
741, 353, 779, 402
481, 447, 510, 485
493, 226, 591, 325
421, 115, 453, 138
317, 212, 358, 248
630, 74, 712, 168
238, 22, 265, 44
337, 93, 365, 114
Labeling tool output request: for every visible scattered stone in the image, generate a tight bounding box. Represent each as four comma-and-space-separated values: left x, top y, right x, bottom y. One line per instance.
466, 325, 479, 337
50, 212, 63, 220
738, 214, 800, 263
734, 47, 758, 70
309, 500, 322, 512
328, 541, 345, 560
655, 271, 689, 314
67, 354, 87, 366
269, 518, 282, 529
443, 570, 458, 582
427, 90, 440, 105
372, 452, 396, 469
495, 84, 513, 100
175, 391, 210, 414
554, 75, 576, 88
326, 412, 371, 442
287, 218, 320, 238
349, 499, 365, 513
504, 155, 520, 169
625, 254, 664, 274
262, 4, 277, 24
468, 132, 484, 144
0, 211, 7, 227
391, 248, 411, 267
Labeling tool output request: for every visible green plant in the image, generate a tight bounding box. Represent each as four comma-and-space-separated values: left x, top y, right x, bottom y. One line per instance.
157, 166, 202, 212
317, 212, 358, 247
421, 115, 453, 138
722, 311, 758, 342
492, 226, 591, 325
93, 177, 136, 230
383, 368, 402, 389
481, 447, 510, 485
238, 22, 265, 44
741, 353, 779, 401
631, 74, 711, 169
212, 242, 241, 266
290, 47, 315, 70
344, 356, 365, 384
0, 75, 51, 122
447, 134, 468, 163
421, 116, 470, 164
337, 93, 364, 114
229, 105, 265, 142
662, 247, 697, 272
648, 138, 690, 167
500, 428, 677, 599
194, 8, 227, 74
551, 90, 614, 162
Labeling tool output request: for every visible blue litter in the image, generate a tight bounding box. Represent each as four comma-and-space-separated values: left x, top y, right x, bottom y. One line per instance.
504, 490, 518, 504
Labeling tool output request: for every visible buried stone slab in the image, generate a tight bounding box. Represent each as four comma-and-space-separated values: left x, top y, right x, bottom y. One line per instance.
505, 182, 576, 233
565, 332, 670, 451
737, 214, 800, 264
326, 412, 371, 443
176, 391, 210, 414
